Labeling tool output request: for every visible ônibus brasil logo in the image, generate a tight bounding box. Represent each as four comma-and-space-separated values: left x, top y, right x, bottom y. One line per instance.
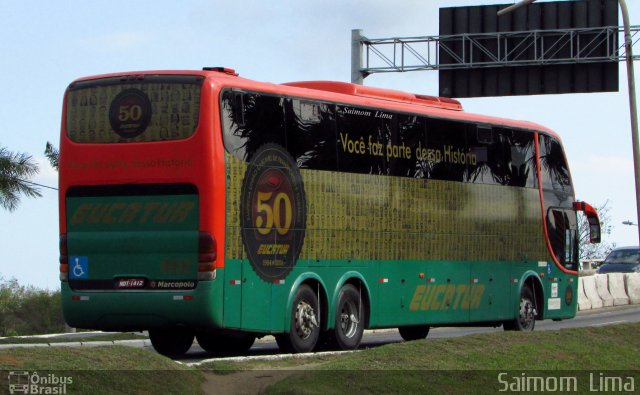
240, 144, 307, 282
7, 371, 72, 394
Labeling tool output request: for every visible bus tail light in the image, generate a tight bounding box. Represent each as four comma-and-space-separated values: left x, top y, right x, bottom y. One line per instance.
198, 232, 217, 281
59, 234, 69, 282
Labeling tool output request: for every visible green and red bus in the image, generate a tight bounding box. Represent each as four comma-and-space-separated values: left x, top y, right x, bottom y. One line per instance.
59, 67, 600, 356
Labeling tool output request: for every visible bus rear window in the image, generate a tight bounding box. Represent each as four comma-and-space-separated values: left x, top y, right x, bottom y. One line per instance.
66, 75, 202, 143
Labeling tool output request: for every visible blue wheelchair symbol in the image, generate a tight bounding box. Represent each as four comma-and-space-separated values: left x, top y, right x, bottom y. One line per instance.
70, 256, 89, 279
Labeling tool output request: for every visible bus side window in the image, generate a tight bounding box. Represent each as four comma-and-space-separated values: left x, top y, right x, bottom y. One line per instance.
336, 105, 387, 175
539, 134, 572, 193
426, 118, 469, 182
285, 98, 337, 171
232, 92, 245, 126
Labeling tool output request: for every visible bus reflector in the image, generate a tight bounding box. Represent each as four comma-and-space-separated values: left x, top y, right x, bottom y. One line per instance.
379, 278, 389, 283
230, 279, 241, 285
274, 279, 285, 285
71, 296, 89, 301
173, 295, 193, 301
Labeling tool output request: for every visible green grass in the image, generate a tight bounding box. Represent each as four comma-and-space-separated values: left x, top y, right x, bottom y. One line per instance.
0, 332, 147, 345
203, 323, 640, 394
2, 323, 639, 394
0, 346, 202, 395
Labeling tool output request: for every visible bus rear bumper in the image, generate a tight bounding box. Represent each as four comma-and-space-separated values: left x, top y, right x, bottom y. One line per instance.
60, 281, 220, 331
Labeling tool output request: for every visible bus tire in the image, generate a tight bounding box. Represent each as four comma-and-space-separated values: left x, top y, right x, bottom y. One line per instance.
398, 325, 430, 341
276, 284, 320, 353
196, 332, 256, 355
149, 327, 194, 357
504, 286, 536, 331
333, 284, 365, 350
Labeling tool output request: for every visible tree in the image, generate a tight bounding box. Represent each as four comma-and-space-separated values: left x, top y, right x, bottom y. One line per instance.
44, 141, 59, 171
578, 200, 615, 260
0, 145, 41, 211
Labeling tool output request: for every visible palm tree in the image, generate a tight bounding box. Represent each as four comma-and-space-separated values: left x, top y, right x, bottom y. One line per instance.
0, 145, 41, 211
44, 142, 59, 171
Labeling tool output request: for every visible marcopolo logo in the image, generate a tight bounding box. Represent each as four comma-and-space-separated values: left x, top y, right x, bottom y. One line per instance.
240, 144, 307, 282
7, 371, 73, 394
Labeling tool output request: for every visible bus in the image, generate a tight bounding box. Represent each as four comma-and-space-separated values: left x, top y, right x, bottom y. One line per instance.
59, 67, 601, 356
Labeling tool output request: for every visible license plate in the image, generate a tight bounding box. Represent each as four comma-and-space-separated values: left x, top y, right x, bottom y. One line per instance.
115, 278, 146, 289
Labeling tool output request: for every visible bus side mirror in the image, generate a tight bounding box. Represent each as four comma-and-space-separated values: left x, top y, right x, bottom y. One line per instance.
573, 201, 601, 244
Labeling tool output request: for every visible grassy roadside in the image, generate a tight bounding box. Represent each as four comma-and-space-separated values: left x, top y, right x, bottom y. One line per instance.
0, 332, 147, 345
1, 323, 638, 394
0, 346, 202, 395
203, 323, 640, 394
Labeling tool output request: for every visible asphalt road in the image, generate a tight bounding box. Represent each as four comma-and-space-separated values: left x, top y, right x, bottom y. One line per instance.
176, 305, 640, 364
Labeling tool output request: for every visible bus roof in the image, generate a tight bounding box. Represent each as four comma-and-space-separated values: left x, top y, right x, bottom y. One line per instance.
69, 67, 560, 140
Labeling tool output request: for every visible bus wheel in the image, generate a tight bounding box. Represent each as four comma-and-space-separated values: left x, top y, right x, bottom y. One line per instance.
333, 284, 364, 350
504, 286, 536, 331
276, 284, 320, 353
398, 325, 430, 341
196, 332, 256, 355
149, 327, 194, 357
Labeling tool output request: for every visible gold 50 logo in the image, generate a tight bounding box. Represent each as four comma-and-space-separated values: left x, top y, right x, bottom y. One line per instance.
109, 88, 152, 138
240, 144, 307, 282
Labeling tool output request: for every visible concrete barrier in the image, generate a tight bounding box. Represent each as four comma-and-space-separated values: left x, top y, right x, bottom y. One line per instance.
625, 273, 640, 304
582, 275, 603, 309
595, 274, 614, 307
607, 273, 630, 306
577, 277, 592, 311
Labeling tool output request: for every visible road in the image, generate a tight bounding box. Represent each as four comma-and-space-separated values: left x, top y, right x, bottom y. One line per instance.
176, 305, 640, 364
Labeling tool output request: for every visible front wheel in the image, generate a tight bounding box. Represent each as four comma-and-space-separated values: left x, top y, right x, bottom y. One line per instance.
333, 284, 365, 350
276, 284, 320, 353
504, 286, 536, 331
149, 327, 194, 357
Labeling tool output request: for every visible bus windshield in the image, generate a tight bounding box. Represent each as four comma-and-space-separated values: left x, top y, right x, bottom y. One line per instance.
66, 75, 202, 143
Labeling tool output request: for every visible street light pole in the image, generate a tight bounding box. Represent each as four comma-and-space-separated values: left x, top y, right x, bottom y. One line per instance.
619, 0, 640, 246
499, 0, 640, 245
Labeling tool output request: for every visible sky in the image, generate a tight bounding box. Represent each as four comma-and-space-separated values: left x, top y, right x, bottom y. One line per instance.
1, 0, 639, 289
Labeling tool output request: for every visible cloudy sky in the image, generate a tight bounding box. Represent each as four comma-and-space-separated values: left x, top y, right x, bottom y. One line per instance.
1, 0, 639, 289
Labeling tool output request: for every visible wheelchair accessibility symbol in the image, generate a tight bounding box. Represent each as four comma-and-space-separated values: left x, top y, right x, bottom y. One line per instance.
70, 256, 89, 279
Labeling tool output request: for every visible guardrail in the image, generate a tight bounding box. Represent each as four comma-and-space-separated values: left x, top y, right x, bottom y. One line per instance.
578, 273, 640, 310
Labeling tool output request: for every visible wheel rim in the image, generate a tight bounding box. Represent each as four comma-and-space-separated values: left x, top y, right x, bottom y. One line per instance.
294, 299, 318, 340
339, 299, 359, 339
518, 297, 535, 330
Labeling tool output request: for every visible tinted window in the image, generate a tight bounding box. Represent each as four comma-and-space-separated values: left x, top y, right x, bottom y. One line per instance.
284, 99, 337, 171
467, 127, 537, 187
425, 118, 469, 182
221, 91, 286, 161
221, 90, 539, 189
391, 115, 426, 178
604, 249, 640, 264
67, 75, 202, 143
539, 134, 572, 193
547, 208, 578, 270
336, 105, 389, 175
